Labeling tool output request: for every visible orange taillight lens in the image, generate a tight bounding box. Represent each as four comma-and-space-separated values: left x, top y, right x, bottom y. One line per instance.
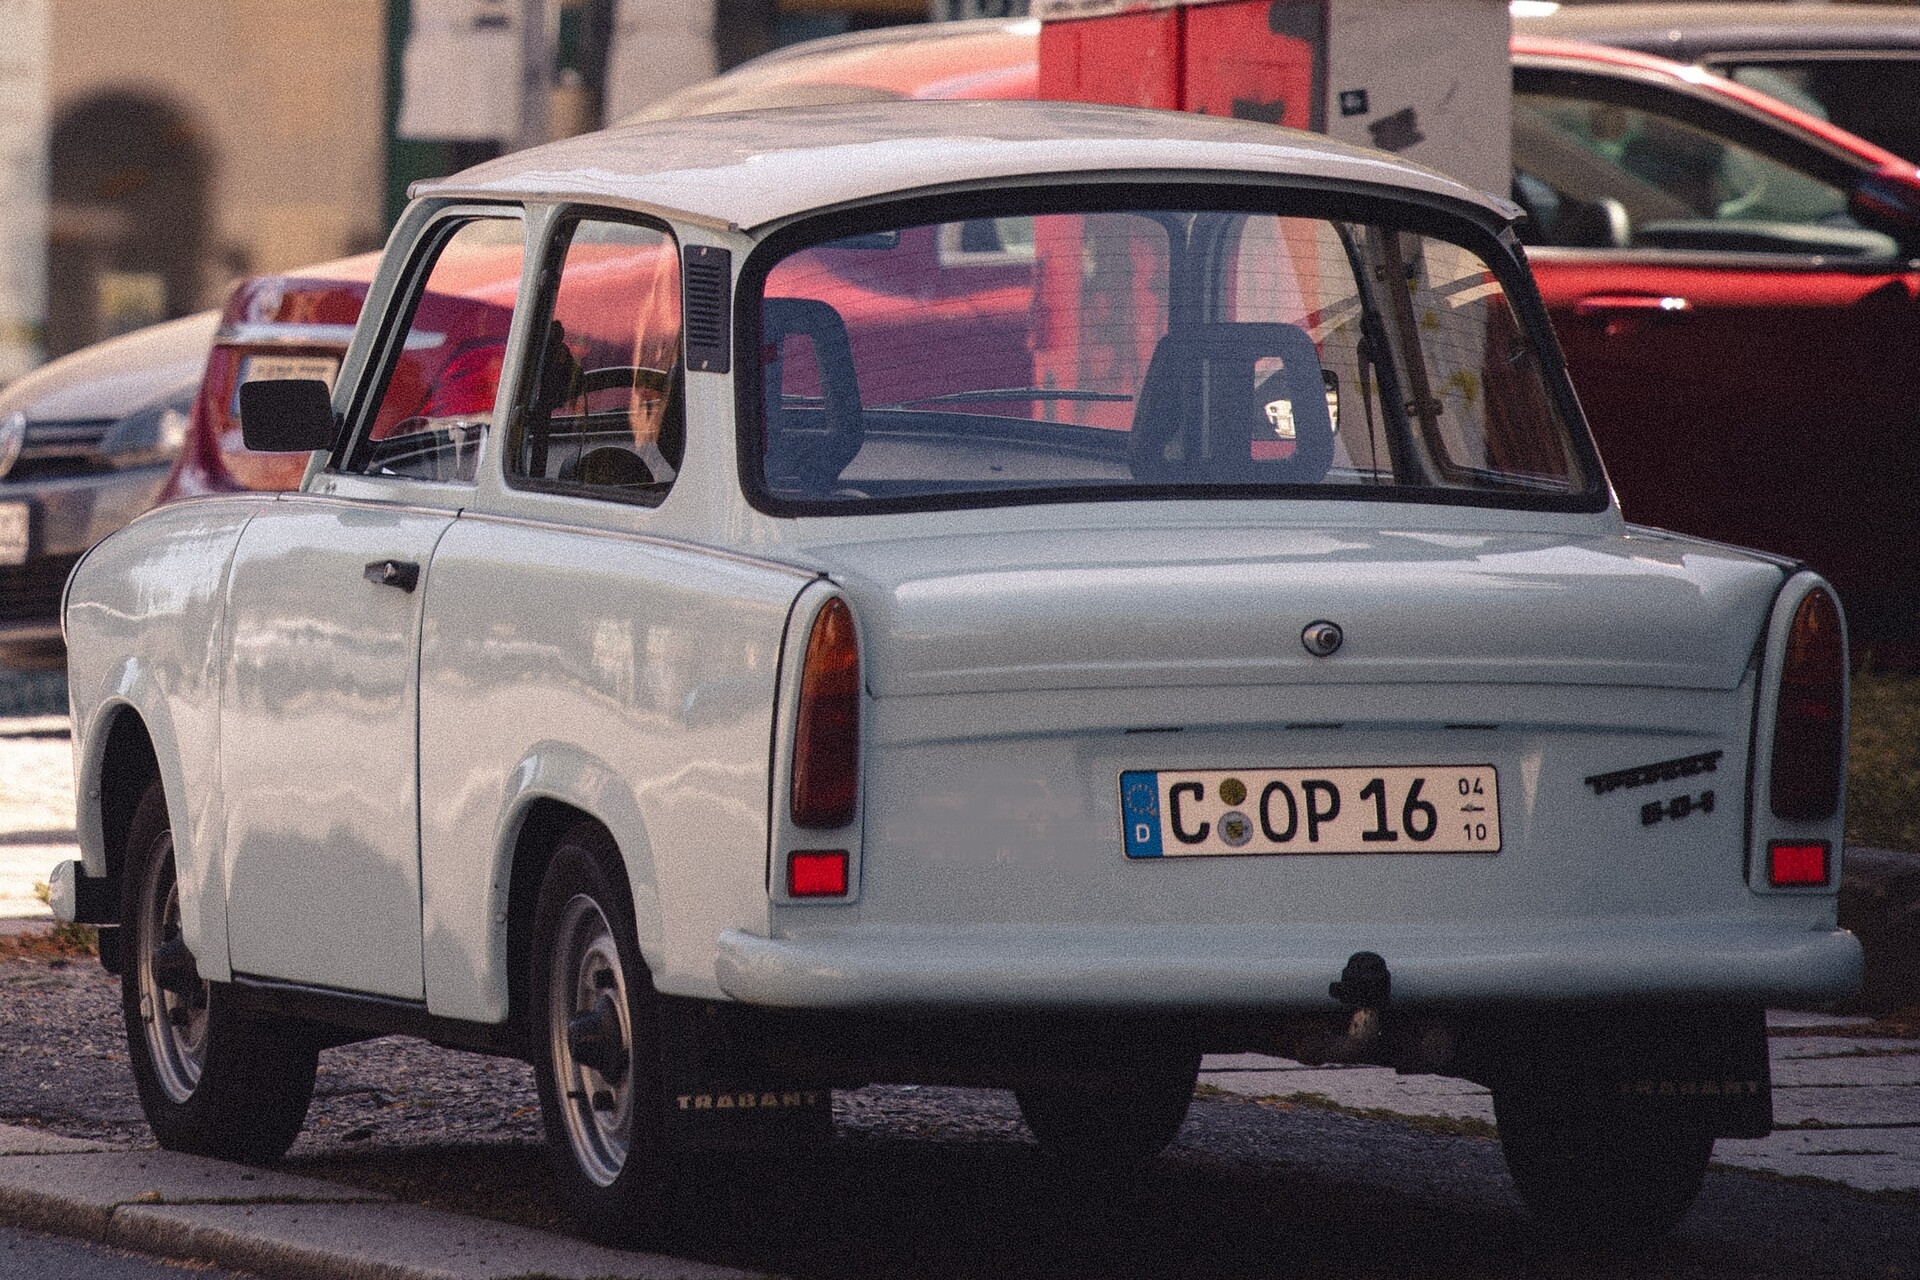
1770, 588, 1845, 822
791, 597, 859, 829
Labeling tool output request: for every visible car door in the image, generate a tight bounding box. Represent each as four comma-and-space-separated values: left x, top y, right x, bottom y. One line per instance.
1512, 60, 1920, 652
220, 211, 526, 997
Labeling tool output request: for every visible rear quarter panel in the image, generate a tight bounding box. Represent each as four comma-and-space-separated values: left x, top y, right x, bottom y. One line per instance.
416, 511, 814, 1020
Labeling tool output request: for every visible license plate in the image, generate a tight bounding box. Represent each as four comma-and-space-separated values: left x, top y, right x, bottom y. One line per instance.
0, 502, 27, 567
233, 355, 339, 411
1121, 765, 1500, 858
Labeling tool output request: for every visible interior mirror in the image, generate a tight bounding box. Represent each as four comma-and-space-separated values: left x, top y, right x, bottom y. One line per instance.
239, 378, 337, 453
1850, 166, 1920, 255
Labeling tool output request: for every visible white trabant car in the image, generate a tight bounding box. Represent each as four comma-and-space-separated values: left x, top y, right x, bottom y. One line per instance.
52, 100, 1857, 1248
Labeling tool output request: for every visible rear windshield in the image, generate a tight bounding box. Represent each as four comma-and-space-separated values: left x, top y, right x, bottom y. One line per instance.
746, 200, 1598, 513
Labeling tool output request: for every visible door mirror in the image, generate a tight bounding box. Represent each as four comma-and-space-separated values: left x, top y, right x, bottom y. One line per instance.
239, 378, 337, 453
1850, 166, 1920, 256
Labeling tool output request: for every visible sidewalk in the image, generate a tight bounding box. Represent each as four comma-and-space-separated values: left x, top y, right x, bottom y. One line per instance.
0, 713, 76, 920
0, 1122, 766, 1280
1198, 1009, 1920, 1194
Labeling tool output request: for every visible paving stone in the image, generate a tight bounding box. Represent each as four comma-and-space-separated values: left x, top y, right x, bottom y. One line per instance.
111, 1201, 777, 1280
1771, 1052, 1920, 1088
1714, 1126, 1920, 1192
1771, 1084, 1920, 1128
1766, 1009, 1877, 1031
1200, 1053, 1307, 1073
0, 1123, 112, 1155
0, 844, 70, 918
1205, 1063, 1496, 1123
0, 1150, 388, 1240
1768, 1036, 1920, 1060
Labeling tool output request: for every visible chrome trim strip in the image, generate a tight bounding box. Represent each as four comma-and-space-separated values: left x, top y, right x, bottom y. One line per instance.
215, 322, 444, 351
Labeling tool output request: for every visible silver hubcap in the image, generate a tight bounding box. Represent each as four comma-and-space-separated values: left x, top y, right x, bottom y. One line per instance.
548, 893, 633, 1187
136, 833, 208, 1103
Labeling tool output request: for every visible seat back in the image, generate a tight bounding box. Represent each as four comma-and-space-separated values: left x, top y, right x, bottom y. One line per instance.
760, 298, 863, 493
1129, 323, 1334, 485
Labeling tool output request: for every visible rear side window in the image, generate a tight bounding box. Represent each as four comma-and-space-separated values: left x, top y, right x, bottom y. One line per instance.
344, 215, 525, 483
1721, 58, 1920, 165
507, 218, 684, 505
745, 199, 1595, 513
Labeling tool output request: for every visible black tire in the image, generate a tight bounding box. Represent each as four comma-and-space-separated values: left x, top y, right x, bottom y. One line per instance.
1015, 1052, 1200, 1167
120, 777, 317, 1162
1494, 1090, 1713, 1250
530, 824, 669, 1246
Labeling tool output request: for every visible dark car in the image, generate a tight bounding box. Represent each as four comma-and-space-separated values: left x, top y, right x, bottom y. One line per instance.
0, 311, 217, 667
1515, 2, 1920, 161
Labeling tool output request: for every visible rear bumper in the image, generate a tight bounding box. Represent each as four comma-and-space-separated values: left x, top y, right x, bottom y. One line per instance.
714, 919, 1862, 1011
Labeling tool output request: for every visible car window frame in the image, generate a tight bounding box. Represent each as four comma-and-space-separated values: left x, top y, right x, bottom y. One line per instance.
1512, 63, 1872, 204
501, 205, 687, 510
332, 205, 529, 489
736, 179, 1608, 519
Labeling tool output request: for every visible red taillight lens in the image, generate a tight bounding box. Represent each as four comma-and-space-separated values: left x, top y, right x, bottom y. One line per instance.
1768, 841, 1830, 887
791, 597, 859, 829
1770, 588, 1845, 822
788, 850, 849, 897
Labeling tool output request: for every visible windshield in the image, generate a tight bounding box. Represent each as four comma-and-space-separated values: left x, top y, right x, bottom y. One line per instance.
748, 201, 1597, 512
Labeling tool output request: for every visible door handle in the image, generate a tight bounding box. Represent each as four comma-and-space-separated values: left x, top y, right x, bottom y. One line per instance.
1573, 294, 1691, 339
363, 559, 420, 592
1573, 294, 1692, 317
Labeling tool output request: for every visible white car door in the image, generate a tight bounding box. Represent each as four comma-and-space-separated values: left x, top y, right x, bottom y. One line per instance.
220, 212, 526, 997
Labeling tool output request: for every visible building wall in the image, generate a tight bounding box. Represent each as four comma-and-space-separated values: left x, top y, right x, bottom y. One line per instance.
46, 0, 389, 353
0, 0, 49, 381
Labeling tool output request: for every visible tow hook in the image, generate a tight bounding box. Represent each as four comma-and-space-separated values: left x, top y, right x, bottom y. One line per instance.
1326, 950, 1391, 1057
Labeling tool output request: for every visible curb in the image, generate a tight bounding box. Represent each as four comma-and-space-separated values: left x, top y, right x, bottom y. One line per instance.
0, 1127, 777, 1280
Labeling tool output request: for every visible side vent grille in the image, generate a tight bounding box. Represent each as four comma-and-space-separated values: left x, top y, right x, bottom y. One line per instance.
683, 245, 732, 374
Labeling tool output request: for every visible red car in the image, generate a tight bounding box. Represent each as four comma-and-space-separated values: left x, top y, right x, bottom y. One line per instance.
178, 23, 1920, 658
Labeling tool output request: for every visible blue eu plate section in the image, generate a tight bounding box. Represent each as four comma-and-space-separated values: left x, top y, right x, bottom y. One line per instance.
1120, 770, 1163, 858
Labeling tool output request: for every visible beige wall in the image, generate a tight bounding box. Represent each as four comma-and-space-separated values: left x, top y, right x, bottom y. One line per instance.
47, 0, 389, 323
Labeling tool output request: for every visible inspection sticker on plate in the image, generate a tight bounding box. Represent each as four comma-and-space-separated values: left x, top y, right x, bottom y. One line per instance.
1120, 765, 1499, 858
0, 502, 28, 567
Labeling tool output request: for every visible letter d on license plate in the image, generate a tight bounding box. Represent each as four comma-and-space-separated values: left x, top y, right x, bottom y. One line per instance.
1121, 765, 1499, 858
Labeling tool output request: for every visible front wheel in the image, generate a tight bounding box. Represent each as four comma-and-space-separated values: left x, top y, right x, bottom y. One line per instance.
530, 825, 670, 1246
1015, 1052, 1200, 1167
1494, 1090, 1713, 1249
120, 778, 317, 1162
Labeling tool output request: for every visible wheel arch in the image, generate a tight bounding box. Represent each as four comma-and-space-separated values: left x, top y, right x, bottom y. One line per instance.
503, 798, 644, 1040
459, 750, 663, 1032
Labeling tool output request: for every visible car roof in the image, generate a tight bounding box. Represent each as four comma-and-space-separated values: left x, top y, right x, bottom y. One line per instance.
412, 98, 1512, 234
1515, 3, 1920, 60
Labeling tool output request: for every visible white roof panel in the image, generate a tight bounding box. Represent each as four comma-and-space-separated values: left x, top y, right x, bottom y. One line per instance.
412, 99, 1510, 232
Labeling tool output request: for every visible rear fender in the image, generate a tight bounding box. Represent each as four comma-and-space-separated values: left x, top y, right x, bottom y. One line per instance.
424, 742, 662, 1025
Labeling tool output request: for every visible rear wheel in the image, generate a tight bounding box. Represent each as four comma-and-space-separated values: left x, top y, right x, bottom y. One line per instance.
530, 825, 669, 1245
1015, 1052, 1200, 1167
121, 778, 317, 1162
1494, 1090, 1713, 1249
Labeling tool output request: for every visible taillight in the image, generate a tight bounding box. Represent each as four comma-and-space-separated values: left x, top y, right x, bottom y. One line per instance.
1769, 588, 1845, 822
791, 597, 859, 829
1768, 841, 1830, 888
788, 850, 849, 897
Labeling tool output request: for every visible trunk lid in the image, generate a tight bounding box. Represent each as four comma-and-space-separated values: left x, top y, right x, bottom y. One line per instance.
808, 522, 1784, 696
